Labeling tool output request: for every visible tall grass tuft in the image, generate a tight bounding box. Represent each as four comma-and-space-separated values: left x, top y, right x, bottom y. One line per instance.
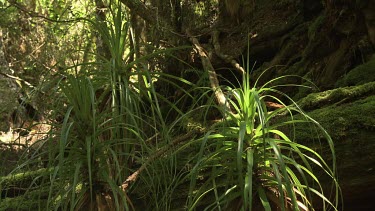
0, 1, 192, 210
186, 67, 340, 210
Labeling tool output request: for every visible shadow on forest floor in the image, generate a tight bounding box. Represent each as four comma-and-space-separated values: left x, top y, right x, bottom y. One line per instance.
0, 139, 26, 176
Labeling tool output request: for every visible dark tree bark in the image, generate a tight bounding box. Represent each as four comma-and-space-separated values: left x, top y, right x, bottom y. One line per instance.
119, 0, 174, 33
94, 0, 112, 60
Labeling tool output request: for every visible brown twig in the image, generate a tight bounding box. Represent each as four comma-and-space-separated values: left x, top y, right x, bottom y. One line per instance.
121, 131, 199, 191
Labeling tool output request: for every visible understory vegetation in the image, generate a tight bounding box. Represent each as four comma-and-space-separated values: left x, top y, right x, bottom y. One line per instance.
0, 1, 345, 210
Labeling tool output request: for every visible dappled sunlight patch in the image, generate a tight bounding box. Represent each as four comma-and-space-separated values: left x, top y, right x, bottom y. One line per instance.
0, 122, 51, 149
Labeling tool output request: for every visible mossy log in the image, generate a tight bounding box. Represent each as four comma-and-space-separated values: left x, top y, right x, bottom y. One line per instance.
0, 168, 54, 210
297, 81, 375, 111
290, 84, 375, 210
1, 168, 52, 198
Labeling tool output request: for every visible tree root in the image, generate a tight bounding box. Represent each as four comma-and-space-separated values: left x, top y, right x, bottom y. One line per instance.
212, 30, 245, 75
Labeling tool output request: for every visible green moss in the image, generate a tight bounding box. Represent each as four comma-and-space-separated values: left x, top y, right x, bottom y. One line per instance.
0, 196, 39, 210
308, 14, 326, 40
0, 168, 52, 187
302, 14, 327, 59
297, 81, 375, 111
293, 95, 375, 141
335, 57, 375, 87
289, 95, 375, 203
0, 185, 51, 210
1, 169, 62, 210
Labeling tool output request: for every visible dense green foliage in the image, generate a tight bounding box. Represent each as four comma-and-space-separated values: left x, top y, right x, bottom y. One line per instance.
0, 1, 342, 210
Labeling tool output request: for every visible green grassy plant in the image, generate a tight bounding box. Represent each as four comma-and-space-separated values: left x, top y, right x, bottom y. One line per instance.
186, 69, 340, 210
1, 2, 340, 210
0, 2, 192, 210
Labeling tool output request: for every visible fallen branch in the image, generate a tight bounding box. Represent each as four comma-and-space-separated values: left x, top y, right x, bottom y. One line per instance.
186, 30, 231, 112
0, 72, 38, 91
121, 131, 199, 191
